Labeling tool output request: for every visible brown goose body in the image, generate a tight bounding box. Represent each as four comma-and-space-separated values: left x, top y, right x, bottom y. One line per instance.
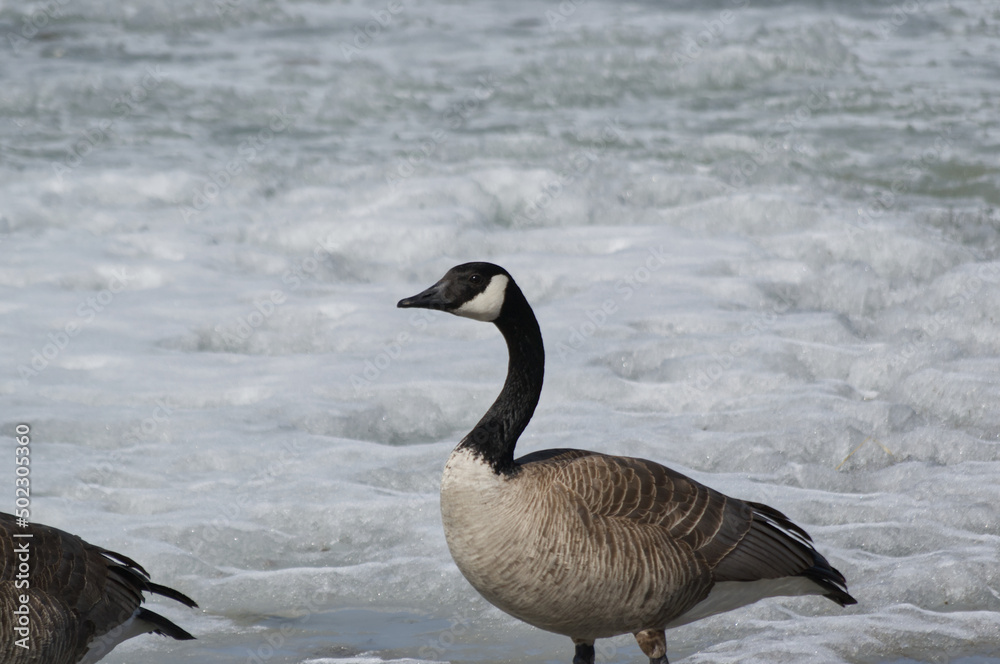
0, 513, 196, 664
442, 447, 851, 642
400, 263, 856, 663
442, 447, 712, 639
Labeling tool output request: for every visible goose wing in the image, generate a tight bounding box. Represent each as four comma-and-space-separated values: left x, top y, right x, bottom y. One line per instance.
1, 513, 196, 664
519, 450, 746, 565
517, 451, 854, 605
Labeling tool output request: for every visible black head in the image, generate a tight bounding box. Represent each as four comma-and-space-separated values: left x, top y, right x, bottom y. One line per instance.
397, 262, 512, 322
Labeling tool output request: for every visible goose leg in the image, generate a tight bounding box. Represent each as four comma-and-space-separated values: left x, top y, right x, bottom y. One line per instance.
572, 640, 596, 664
634, 629, 668, 664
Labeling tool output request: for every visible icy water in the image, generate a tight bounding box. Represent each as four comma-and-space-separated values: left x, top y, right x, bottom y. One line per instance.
2, 0, 1000, 662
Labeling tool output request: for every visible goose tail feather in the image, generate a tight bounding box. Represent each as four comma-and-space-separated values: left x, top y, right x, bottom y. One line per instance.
136, 608, 198, 641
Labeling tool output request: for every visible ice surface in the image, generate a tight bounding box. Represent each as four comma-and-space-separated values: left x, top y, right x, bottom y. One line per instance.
2, 0, 1000, 662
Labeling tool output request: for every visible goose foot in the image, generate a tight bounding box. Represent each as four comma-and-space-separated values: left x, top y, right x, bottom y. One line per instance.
572, 641, 595, 664
634, 629, 668, 664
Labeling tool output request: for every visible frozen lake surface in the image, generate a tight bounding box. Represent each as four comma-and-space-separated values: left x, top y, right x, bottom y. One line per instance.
2, 0, 999, 662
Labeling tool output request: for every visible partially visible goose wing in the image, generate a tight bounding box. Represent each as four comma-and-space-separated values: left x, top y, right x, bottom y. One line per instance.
518, 451, 855, 607
714, 499, 856, 605
0, 513, 196, 664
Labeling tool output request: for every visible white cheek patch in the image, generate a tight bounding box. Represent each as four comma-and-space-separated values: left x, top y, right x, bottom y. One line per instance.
455, 274, 509, 321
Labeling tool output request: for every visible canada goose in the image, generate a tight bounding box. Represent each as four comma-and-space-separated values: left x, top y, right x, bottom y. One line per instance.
1, 512, 196, 664
398, 262, 856, 663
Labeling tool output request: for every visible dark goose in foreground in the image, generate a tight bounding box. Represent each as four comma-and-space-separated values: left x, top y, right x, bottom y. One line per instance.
0, 512, 196, 664
398, 262, 856, 663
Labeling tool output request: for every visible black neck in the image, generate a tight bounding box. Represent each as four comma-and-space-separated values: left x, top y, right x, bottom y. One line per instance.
459, 282, 544, 475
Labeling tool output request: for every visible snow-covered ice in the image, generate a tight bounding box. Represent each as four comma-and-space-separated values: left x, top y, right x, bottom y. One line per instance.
2, 0, 999, 662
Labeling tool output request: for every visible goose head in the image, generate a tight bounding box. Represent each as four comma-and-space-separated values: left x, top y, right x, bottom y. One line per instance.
397, 262, 511, 322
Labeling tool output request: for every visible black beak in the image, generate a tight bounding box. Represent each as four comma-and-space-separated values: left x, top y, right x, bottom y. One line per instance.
397, 280, 450, 310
